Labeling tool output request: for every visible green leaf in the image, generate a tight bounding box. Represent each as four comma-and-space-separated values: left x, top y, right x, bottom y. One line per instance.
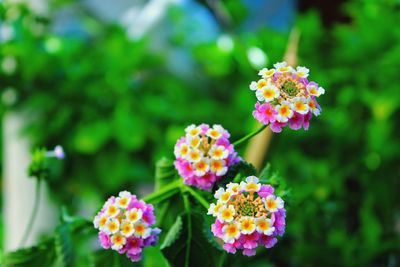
55, 223, 74, 267
217, 161, 257, 188
155, 157, 177, 190
160, 216, 183, 250
161, 212, 219, 267
1, 238, 56, 266
258, 163, 291, 201
202, 217, 224, 252
258, 163, 272, 183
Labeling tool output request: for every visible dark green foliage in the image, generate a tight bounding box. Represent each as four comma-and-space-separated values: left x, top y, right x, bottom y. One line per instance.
161, 211, 219, 267
1, 238, 56, 266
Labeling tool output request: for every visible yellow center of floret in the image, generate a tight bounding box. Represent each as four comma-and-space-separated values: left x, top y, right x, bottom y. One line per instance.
197, 161, 207, 171
222, 209, 233, 220
190, 138, 200, 147
257, 219, 270, 230
214, 203, 222, 213
128, 212, 139, 221
189, 128, 200, 136
113, 234, 125, 245
257, 80, 267, 88
180, 145, 189, 155
246, 183, 259, 191
211, 161, 222, 171
107, 205, 118, 216
295, 101, 306, 111
265, 69, 275, 76
226, 224, 239, 236
99, 216, 107, 227
309, 88, 317, 95
108, 222, 118, 232
209, 130, 220, 139
189, 151, 200, 161
241, 219, 255, 231
119, 198, 128, 207
221, 192, 231, 202
213, 149, 223, 157
279, 106, 291, 116
266, 199, 277, 210
263, 89, 274, 98
135, 224, 146, 234
122, 224, 133, 235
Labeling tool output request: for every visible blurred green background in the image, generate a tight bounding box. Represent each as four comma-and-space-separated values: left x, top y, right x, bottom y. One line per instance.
1, 0, 399, 266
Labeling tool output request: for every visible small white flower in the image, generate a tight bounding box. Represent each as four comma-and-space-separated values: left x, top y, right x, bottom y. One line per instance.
126, 208, 143, 223
307, 97, 321, 116
250, 78, 269, 91
264, 195, 284, 212
291, 96, 309, 115
255, 84, 279, 102
185, 124, 202, 137
226, 182, 240, 195
120, 220, 135, 237
274, 61, 293, 73
105, 219, 120, 235
214, 188, 225, 199
245, 176, 259, 184
174, 143, 190, 158
306, 83, 325, 97
222, 222, 241, 244
217, 190, 233, 204
295, 66, 310, 78
187, 148, 202, 163
275, 101, 294, 122
207, 203, 223, 217
240, 176, 261, 192
210, 159, 228, 176
193, 158, 210, 176
207, 125, 224, 140
240, 217, 256, 234
208, 145, 229, 160
217, 205, 236, 223
255, 217, 275, 235
258, 68, 276, 79
111, 234, 126, 250
133, 222, 152, 239
187, 136, 201, 148
93, 214, 109, 230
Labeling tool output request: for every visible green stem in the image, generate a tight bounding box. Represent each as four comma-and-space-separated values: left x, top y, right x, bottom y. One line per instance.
19, 179, 41, 247
184, 185, 209, 210
232, 125, 267, 148
182, 192, 192, 267
143, 180, 181, 204
218, 252, 227, 267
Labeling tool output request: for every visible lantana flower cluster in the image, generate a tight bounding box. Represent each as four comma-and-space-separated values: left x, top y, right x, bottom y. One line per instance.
93, 191, 161, 262
208, 176, 286, 256
250, 62, 324, 132
174, 124, 240, 191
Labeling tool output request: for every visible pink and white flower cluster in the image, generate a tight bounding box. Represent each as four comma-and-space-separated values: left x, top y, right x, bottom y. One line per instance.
250, 62, 324, 132
208, 176, 286, 256
174, 124, 240, 191
93, 191, 161, 262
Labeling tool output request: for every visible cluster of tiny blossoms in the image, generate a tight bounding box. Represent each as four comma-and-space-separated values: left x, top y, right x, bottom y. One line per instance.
208, 176, 286, 256
93, 191, 161, 262
250, 62, 324, 132
174, 124, 240, 190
